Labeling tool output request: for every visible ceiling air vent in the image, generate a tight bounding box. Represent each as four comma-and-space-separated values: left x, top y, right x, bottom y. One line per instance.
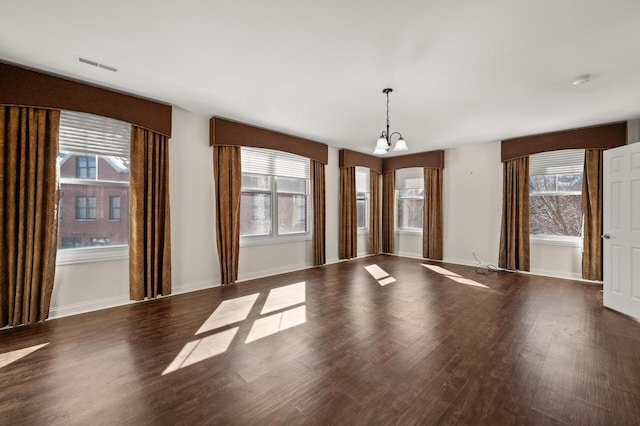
78, 56, 117, 72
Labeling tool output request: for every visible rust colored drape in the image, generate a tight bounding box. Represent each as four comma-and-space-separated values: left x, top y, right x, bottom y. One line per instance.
369, 170, 381, 254
499, 157, 530, 271
339, 167, 357, 259
382, 171, 395, 254
129, 126, 172, 300
582, 149, 604, 281
311, 160, 326, 266
0, 106, 60, 327
423, 168, 443, 260
212, 146, 241, 285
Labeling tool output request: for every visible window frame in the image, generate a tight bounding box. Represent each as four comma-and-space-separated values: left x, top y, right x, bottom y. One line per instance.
395, 168, 424, 234
355, 167, 369, 234
75, 194, 97, 221
109, 195, 121, 221
529, 150, 584, 247
239, 147, 312, 247
57, 110, 131, 265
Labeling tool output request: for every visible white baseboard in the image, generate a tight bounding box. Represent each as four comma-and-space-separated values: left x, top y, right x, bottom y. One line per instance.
238, 263, 311, 282
48, 295, 133, 319
527, 268, 585, 282
48, 280, 216, 320
172, 280, 217, 294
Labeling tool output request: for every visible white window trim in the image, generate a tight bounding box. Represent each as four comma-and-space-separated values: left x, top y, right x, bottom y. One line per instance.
56, 245, 128, 265
239, 177, 311, 246
397, 228, 423, 236
530, 234, 583, 247
240, 232, 312, 247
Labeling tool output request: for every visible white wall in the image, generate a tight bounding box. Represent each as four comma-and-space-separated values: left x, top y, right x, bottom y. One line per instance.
169, 108, 219, 293
629, 118, 640, 144
442, 141, 503, 266
50, 259, 130, 318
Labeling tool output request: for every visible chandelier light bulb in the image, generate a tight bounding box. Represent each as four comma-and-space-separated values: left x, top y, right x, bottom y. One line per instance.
393, 137, 408, 151
374, 135, 389, 154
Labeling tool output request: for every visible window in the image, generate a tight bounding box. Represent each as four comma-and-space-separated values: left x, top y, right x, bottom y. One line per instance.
61, 237, 82, 249
110, 196, 121, 220
356, 167, 369, 230
76, 196, 97, 220
57, 110, 130, 259
529, 149, 584, 244
76, 155, 96, 179
240, 147, 310, 244
396, 167, 424, 231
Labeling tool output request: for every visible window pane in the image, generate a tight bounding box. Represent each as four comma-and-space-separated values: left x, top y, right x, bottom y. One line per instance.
240, 192, 272, 236
557, 174, 582, 192
110, 196, 121, 220
530, 175, 557, 193
356, 199, 367, 229
530, 194, 582, 236
277, 177, 306, 194
59, 183, 129, 248
277, 194, 307, 234
242, 174, 271, 191
397, 189, 423, 229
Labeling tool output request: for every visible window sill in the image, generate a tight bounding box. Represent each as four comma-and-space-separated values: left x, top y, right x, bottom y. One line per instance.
240, 233, 311, 248
531, 235, 583, 248
357, 229, 369, 236
56, 245, 129, 265
397, 228, 423, 236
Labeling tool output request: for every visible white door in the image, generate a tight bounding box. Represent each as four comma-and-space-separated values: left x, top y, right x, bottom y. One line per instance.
603, 143, 640, 319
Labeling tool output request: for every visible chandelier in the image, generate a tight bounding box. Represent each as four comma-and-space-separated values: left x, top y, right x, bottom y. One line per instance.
373, 88, 408, 154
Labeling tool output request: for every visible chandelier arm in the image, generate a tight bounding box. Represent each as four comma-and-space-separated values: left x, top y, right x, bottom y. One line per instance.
388, 131, 403, 141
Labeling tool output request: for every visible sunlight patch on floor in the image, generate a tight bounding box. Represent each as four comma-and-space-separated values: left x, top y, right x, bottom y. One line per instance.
0, 343, 49, 370
261, 281, 306, 315
246, 305, 306, 344
164, 282, 308, 375
421, 264, 489, 289
162, 327, 238, 375
196, 294, 259, 335
378, 277, 397, 286
365, 264, 397, 286
421, 264, 462, 277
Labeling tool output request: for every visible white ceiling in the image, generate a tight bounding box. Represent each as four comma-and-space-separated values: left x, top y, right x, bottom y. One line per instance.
2, 0, 640, 154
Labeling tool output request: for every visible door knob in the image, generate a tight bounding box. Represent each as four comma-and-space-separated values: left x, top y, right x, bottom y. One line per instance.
602, 234, 611, 239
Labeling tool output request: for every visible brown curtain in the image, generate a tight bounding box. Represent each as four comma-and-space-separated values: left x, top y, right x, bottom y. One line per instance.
382, 171, 395, 254
0, 106, 60, 327
311, 160, 326, 266
499, 157, 530, 271
369, 170, 381, 254
423, 168, 443, 260
582, 149, 604, 280
339, 167, 357, 259
212, 146, 241, 285
129, 126, 172, 300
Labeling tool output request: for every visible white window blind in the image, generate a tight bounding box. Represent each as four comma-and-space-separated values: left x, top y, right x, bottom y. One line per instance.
59, 110, 130, 157
395, 167, 424, 189
241, 147, 309, 178
355, 167, 369, 192
529, 149, 584, 176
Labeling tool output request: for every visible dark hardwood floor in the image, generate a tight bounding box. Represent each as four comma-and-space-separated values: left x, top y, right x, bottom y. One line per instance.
2, 255, 640, 425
